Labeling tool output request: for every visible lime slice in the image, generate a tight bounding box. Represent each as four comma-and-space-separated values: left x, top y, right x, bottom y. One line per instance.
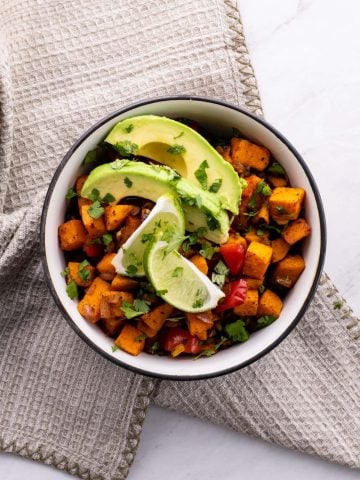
112, 193, 185, 277
144, 240, 225, 312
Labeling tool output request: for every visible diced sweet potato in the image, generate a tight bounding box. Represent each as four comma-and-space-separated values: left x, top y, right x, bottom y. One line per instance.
58, 219, 87, 251
186, 311, 214, 341
241, 174, 262, 204
75, 175, 91, 208
227, 232, 248, 250
231, 138, 270, 171
97, 253, 116, 278
119, 216, 142, 244
245, 228, 270, 246
267, 175, 288, 188
242, 277, 264, 290
215, 145, 232, 164
141, 303, 174, 332
190, 254, 208, 275
258, 289, 283, 318
271, 238, 291, 263
281, 218, 311, 245
111, 275, 138, 291
77, 277, 111, 323
68, 261, 96, 287
100, 291, 133, 318
243, 241, 273, 279
80, 204, 107, 237
233, 289, 259, 316
115, 324, 145, 356
254, 202, 270, 224
269, 187, 305, 225
104, 205, 134, 231
137, 320, 157, 338
272, 255, 305, 288
102, 317, 126, 337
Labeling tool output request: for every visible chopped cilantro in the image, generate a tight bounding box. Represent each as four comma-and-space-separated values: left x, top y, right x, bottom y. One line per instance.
199, 242, 216, 260
111, 159, 130, 170
256, 228, 264, 237
189, 227, 207, 244
259, 285, 265, 294
60, 267, 69, 278
161, 227, 176, 242
102, 192, 116, 204
192, 297, 204, 309
167, 144, 186, 155
257, 181, 272, 196
141, 232, 155, 244
173, 131, 184, 139
194, 160, 209, 190
65, 187, 77, 200
121, 299, 151, 319
263, 224, 281, 234
78, 259, 90, 281
88, 188, 100, 202
102, 233, 113, 246
333, 301, 343, 310
150, 341, 160, 354
124, 177, 133, 188
82, 149, 97, 165
172, 267, 184, 278
268, 162, 286, 176
123, 124, 134, 133
111, 345, 119, 352
88, 200, 104, 219
156, 289, 168, 296
276, 205, 286, 214
195, 194, 203, 209
66, 280, 78, 300
194, 348, 216, 359
211, 260, 229, 288
125, 264, 138, 276
135, 333, 147, 342
225, 319, 249, 342
206, 213, 220, 231
257, 315, 277, 328
209, 178, 222, 193
114, 141, 138, 157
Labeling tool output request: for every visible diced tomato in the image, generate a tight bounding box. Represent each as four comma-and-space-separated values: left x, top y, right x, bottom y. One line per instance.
84, 243, 103, 258
161, 327, 201, 354
216, 279, 247, 312
219, 243, 245, 275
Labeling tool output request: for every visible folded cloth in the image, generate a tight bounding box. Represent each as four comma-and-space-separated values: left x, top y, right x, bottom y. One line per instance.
0, 1, 359, 480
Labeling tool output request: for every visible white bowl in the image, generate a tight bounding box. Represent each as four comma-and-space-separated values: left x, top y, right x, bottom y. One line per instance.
41, 96, 326, 380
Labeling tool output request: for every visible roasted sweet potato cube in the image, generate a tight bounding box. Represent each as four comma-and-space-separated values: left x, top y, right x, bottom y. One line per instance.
272, 255, 305, 288
281, 218, 311, 245
245, 227, 271, 246
137, 320, 157, 338
267, 175, 288, 188
80, 204, 107, 237
242, 277, 264, 290
243, 241, 273, 279
115, 324, 145, 356
190, 254, 208, 275
100, 291, 134, 318
215, 145, 232, 164
102, 317, 126, 337
68, 261, 95, 287
227, 232, 248, 250
258, 289, 283, 318
77, 277, 111, 323
111, 275, 138, 291
271, 238, 291, 263
104, 205, 134, 231
186, 311, 214, 341
241, 174, 262, 203
254, 202, 270, 224
119, 216, 142, 244
141, 303, 174, 332
58, 219, 87, 251
231, 138, 270, 171
269, 187, 305, 225
233, 289, 259, 316
97, 253, 116, 276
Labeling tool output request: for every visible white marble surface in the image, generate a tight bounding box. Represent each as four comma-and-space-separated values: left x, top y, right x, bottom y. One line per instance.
1, 0, 359, 478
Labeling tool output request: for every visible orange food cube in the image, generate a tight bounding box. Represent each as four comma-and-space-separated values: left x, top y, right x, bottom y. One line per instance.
80, 204, 107, 237
119, 216, 142, 244
226, 233, 248, 250
115, 324, 145, 356
104, 205, 134, 231
102, 317, 126, 336
215, 145, 232, 164
267, 175, 288, 188
258, 289, 283, 318
77, 277, 111, 323
269, 187, 305, 225
68, 261, 95, 287
271, 238, 291, 263
272, 255, 305, 288
190, 254, 208, 275
243, 241, 273, 279
281, 218, 311, 245
111, 275, 138, 291
97, 253, 116, 276
100, 291, 134, 319
231, 138, 270, 171
245, 227, 270, 246
233, 289, 259, 316
137, 320, 157, 338
187, 311, 214, 341
141, 303, 174, 332
242, 277, 264, 290
58, 219, 87, 251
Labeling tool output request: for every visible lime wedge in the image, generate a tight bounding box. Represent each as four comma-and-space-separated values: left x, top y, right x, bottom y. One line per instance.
144, 240, 225, 312
112, 193, 185, 277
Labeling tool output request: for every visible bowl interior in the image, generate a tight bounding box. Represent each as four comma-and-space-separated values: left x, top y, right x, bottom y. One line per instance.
42, 98, 325, 379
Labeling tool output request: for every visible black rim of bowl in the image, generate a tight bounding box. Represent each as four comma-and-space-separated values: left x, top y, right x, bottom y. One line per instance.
40, 95, 327, 381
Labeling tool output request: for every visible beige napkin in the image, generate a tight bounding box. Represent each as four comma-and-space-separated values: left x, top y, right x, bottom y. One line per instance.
0, 1, 358, 479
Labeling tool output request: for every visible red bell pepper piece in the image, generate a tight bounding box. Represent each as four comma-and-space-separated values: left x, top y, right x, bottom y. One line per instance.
216, 279, 247, 312
84, 243, 103, 258
161, 327, 201, 354
219, 243, 245, 276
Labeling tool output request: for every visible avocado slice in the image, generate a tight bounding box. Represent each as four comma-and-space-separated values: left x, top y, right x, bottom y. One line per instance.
104, 115, 242, 214
81, 160, 230, 244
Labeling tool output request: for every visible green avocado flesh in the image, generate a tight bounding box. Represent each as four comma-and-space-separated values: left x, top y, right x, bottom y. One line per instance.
104, 115, 242, 214
81, 160, 230, 244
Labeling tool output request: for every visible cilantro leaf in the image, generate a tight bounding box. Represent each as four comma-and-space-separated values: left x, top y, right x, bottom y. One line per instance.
167, 144, 186, 155
209, 178, 222, 193
192, 289, 205, 309
123, 124, 134, 133
206, 213, 220, 231
257, 315, 277, 328
257, 181, 272, 196
82, 149, 97, 165
111, 159, 130, 170
199, 242, 216, 260
111, 345, 119, 352
66, 280, 78, 300
156, 289, 168, 296
126, 264, 138, 276
135, 333, 147, 342
88, 188, 100, 202
114, 141, 138, 157
124, 177, 133, 188
194, 160, 209, 190
141, 233, 155, 244
276, 205, 286, 214
65, 187, 77, 200
78, 259, 90, 281
172, 267, 184, 278
268, 162, 286, 176
211, 260, 229, 288
173, 131, 184, 139
225, 319, 249, 342
102, 233, 113, 246
102, 192, 116, 204
333, 301, 343, 310
120, 299, 151, 319
60, 267, 69, 278
88, 200, 105, 219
